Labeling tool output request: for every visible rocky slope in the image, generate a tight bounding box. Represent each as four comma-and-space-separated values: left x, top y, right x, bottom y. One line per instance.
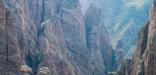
0, 0, 114, 75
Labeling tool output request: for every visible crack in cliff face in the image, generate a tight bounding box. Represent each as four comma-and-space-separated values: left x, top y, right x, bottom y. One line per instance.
26, 50, 45, 75
5, 8, 9, 75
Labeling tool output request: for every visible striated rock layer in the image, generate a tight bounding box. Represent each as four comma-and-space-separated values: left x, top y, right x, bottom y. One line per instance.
0, 0, 115, 75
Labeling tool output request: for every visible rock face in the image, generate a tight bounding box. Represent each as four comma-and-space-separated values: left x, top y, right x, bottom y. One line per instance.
129, 22, 149, 75
119, 19, 149, 75
0, 0, 22, 74
144, 1, 156, 74
80, 0, 152, 70
0, 0, 115, 75
123, 1, 156, 75
84, 5, 115, 72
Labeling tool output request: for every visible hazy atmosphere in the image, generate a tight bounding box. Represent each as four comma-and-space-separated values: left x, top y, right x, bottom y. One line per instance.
0, 0, 156, 75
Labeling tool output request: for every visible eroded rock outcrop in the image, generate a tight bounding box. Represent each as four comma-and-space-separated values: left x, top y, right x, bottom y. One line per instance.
37, 67, 50, 75
20, 65, 32, 75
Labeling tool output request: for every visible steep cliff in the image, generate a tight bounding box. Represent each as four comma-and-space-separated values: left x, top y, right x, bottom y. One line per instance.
0, 0, 114, 75
80, 0, 152, 70
119, 23, 149, 75
84, 5, 115, 72
123, 1, 156, 75
0, 1, 22, 74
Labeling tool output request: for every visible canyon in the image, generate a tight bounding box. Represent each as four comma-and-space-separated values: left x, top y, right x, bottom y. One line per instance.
0, 0, 114, 75
0, 0, 155, 75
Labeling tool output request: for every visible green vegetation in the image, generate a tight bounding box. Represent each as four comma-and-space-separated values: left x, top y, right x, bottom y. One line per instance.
26, 50, 45, 75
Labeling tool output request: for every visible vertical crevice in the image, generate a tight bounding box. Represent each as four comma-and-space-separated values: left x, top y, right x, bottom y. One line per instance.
5, 9, 9, 75
23, 0, 45, 74
154, 0, 156, 7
